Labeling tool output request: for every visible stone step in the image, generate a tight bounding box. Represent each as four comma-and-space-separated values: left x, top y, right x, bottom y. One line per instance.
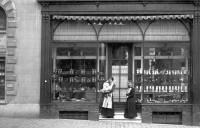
99, 112, 142, 123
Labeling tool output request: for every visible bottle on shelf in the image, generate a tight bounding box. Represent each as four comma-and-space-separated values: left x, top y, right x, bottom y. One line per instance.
70, 69, 74, 74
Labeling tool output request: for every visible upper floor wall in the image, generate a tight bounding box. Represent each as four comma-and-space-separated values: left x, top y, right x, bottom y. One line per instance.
37, 0, 196, 15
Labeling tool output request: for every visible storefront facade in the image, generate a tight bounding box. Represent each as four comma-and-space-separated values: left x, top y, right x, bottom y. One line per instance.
37, 0, 200, 125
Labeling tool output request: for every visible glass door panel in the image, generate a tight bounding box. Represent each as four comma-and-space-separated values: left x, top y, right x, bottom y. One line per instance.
111, 45, 129, 102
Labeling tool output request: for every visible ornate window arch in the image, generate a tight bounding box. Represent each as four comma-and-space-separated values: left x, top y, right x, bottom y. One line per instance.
0, 7, 6, 30
0, 1, 17, 103
144, 19, 190, 41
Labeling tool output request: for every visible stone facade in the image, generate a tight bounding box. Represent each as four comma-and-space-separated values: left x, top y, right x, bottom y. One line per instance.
0, 0, 41, 118
0, 0, 199, 126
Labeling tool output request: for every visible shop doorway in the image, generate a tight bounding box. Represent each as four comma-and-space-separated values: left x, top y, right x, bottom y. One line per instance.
110, 44, 131, 103
99, 43, 141, 120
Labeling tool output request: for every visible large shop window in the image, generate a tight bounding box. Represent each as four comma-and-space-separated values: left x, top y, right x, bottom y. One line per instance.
52, 44, 106, 102
134, 43, 190, 103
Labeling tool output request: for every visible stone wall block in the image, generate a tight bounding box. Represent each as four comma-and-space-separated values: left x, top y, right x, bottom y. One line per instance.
6, 57, 17, 64
0, 48, 6, 53
7, 40, 17, 48
5, 1, 15, 12
6, 82, 16, 88
7, 48, 15, 56
7, 28, 16, 38
1, 0, 9, 6
6, 64, 15, 73
7, 21, 17, 28
6, 90, 16, 96
7, 38, 16, 48
7, 10, 16, 19
5, 74, 16, 81
0, 0, 17, 104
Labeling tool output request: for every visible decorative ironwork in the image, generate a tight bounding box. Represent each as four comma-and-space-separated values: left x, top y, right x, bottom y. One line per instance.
52, 15, 194, 21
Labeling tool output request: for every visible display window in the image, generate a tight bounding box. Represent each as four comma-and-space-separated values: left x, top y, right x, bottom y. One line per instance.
51, 44, 106, 102
134, 43, 190, 103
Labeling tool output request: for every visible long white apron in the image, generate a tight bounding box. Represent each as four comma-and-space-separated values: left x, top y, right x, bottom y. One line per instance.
102, 82, 113, 109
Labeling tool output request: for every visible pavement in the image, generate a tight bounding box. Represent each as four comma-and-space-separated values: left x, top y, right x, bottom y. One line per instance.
0, 117, 199, 128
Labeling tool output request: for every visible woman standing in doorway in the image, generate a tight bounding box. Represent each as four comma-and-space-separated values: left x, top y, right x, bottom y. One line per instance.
124, 81, 137, 119
99, 77, 116, 118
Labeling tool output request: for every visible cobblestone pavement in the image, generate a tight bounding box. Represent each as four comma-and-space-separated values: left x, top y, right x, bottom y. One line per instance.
0, 118, 199, 128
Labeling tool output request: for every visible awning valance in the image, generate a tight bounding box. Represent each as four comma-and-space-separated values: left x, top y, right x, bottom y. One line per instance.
52, 15, 193, 21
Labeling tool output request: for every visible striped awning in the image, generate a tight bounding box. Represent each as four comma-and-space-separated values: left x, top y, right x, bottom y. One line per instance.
52, 15, 193, 21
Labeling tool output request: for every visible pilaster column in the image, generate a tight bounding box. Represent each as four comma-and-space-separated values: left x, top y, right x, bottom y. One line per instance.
192, 4, 200, 125
40, 12, 51, 105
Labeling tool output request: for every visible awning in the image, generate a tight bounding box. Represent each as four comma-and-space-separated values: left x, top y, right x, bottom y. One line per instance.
52, 15, 193, 21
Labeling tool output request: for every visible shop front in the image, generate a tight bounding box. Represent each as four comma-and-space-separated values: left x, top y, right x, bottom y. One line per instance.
38, 0, 200, 125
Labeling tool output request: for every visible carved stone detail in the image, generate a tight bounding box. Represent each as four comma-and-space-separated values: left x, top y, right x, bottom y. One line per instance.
0, 0, 17, 101
41, 2, 49, 8
42, 13, 50, 21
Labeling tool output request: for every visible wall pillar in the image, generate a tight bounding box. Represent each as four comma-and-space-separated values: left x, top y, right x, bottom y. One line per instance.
192, 5, 200, 126
40, 12, 51, 105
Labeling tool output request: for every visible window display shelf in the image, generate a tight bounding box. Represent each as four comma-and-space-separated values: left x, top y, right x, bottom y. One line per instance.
53, 59, 99, 102
134, 45, 190, 104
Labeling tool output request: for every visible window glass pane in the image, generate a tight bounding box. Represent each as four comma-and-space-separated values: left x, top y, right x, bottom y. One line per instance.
56, 60, 71, 71
56, 48, 69, 56
112, 44, 129, 102
144, 47, 185, 56
57, 47, 96, 56
135, 47, 141, 56
52, 47, 97, 102
82, 48, 97, 56
112, 45, 128, 60
142, 45, 189, 104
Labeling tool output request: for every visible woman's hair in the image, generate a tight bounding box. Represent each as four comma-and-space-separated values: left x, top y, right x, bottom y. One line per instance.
128, 81, 134, 88
109, 77, 114, 81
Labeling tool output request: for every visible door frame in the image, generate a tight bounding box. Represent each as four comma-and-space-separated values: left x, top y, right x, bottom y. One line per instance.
107, 43, 133, 103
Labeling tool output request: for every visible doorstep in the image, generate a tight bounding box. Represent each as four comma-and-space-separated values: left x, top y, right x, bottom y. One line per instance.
99, 112, 142, 123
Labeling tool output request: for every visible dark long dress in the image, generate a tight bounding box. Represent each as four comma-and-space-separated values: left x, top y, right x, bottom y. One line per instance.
124, 87, 137, 119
